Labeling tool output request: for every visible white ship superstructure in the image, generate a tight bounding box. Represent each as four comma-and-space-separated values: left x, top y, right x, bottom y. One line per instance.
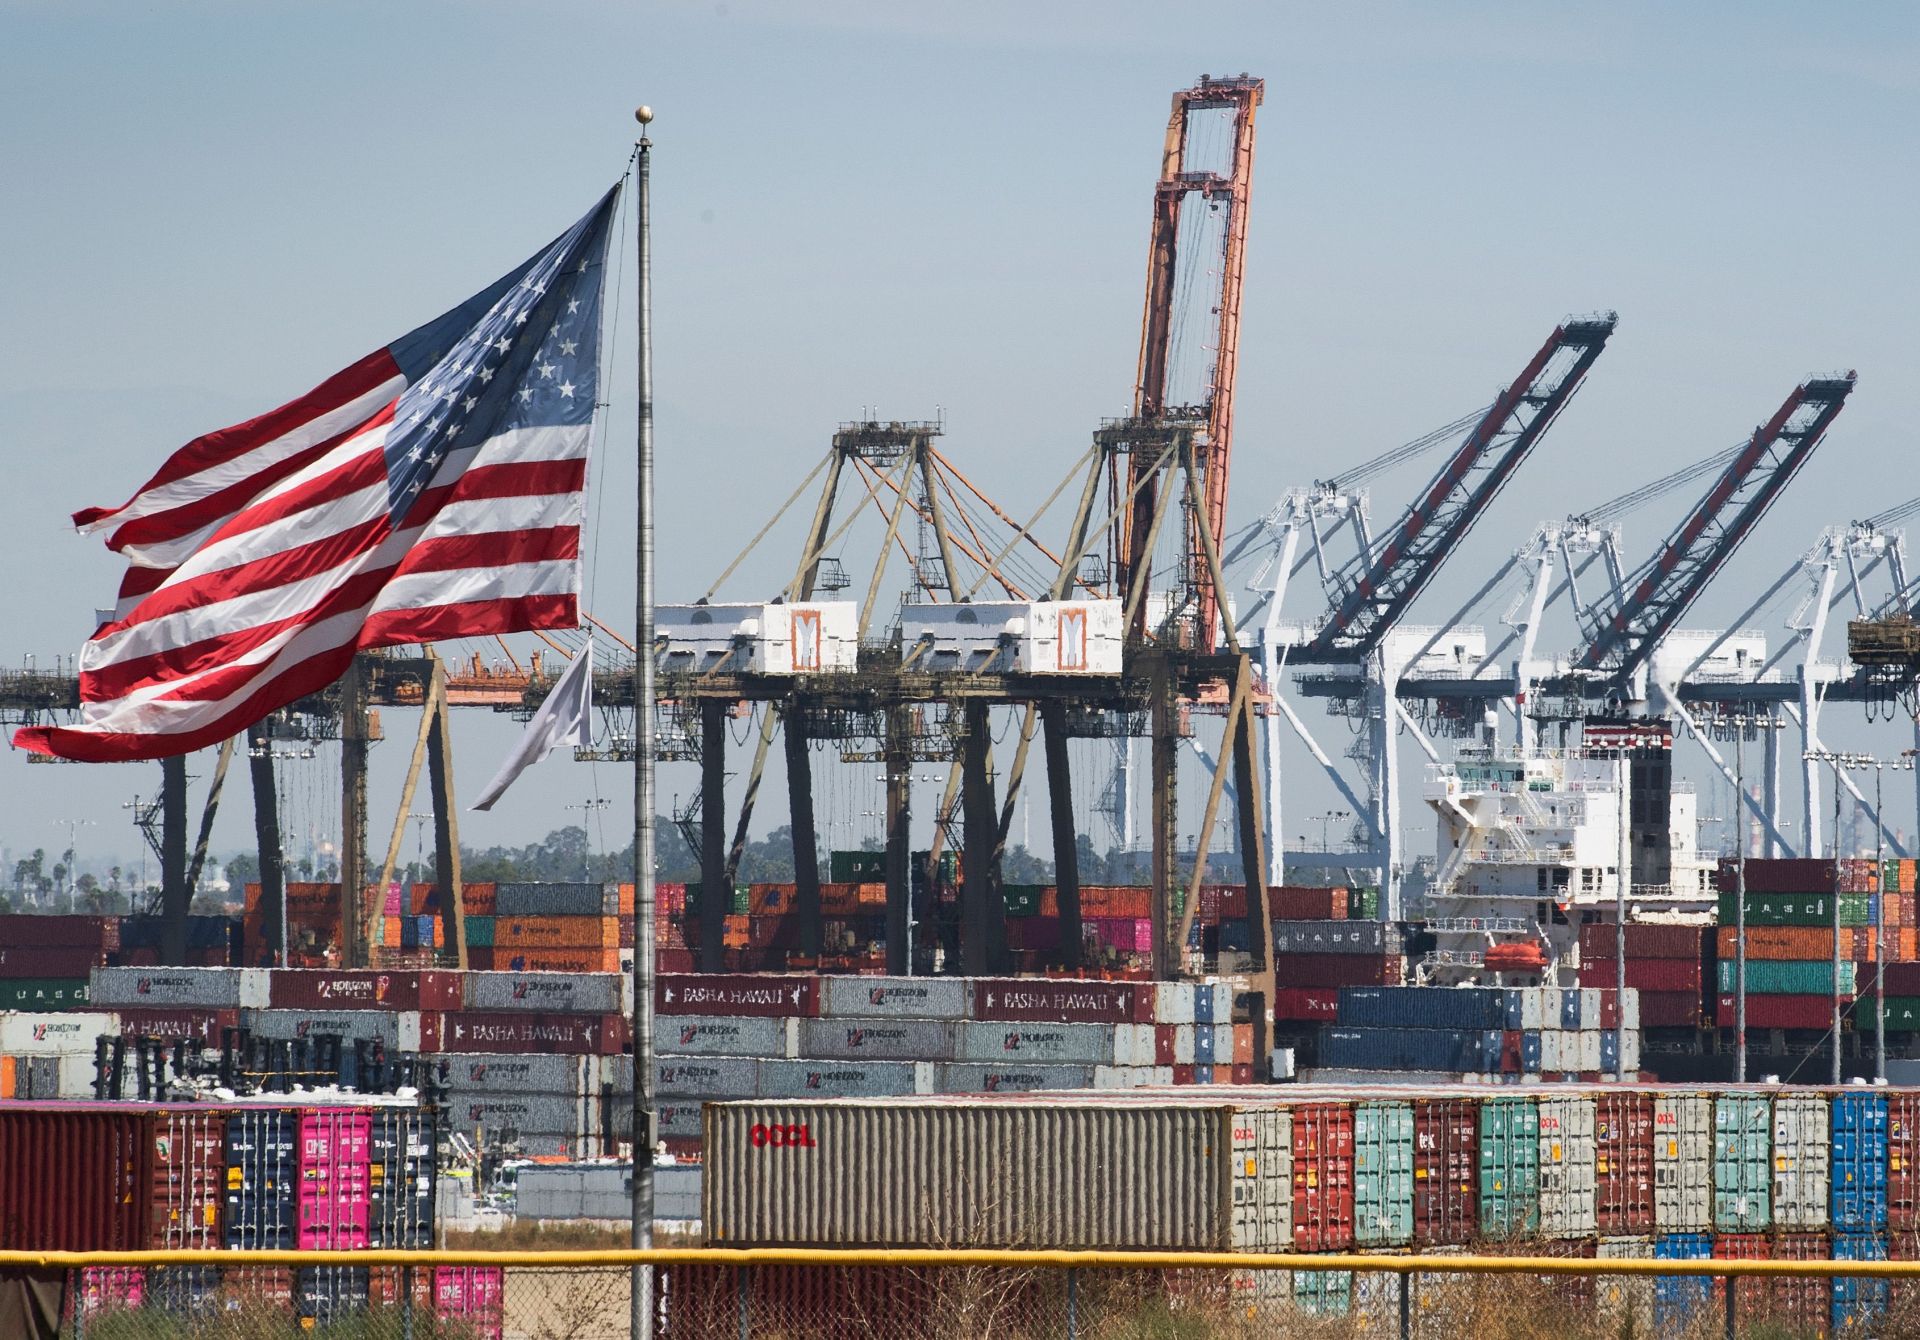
1420, 719, 1714, 985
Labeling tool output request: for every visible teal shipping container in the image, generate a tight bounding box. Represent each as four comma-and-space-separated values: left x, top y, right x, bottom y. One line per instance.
1292, 1268, 1351, 1316
1713, 1094, 1772, 1231
1714, 959, 1856, 995
465, 916, 495, 948
1352, 1101, 1414, 1246
1479, 1096, 1540, 1238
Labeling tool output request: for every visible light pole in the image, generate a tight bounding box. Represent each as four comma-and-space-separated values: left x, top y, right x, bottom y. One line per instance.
58, 818, 96, 913
566, 798, 611, 879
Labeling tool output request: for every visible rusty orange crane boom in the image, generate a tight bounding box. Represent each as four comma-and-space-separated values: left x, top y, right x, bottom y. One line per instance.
1117, 74, 1263, 650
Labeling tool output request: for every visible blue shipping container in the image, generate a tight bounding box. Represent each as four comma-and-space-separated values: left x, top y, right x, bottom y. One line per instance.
1320, 1027, 1497, 1073
1521, 1033, 1542, 1074
1336, 986, 1510, 1031
1833, 1230, 1888, 1331
1831, 1093, 1889, 1230
1654, 1233, 1713, 1334
1559, 988, 1581, 1029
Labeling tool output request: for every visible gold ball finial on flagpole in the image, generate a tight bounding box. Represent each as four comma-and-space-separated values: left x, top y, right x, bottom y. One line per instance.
634, 105, 654, 125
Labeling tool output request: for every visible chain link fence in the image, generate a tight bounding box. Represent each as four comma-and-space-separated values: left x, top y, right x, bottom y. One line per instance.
25, 1255, 1920, 1339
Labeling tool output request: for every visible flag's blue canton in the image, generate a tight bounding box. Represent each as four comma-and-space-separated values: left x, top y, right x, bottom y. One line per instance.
381, 192, 615, 526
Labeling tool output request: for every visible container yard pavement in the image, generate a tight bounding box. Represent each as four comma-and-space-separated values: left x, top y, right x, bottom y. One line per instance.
18, 1246, 1920, 1338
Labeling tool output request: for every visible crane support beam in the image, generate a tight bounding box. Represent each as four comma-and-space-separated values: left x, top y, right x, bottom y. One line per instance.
1303, 314, 1616, 663
1576, 374, 1856, 684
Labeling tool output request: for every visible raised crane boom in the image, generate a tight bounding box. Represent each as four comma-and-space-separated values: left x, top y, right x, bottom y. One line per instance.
1574, 373, 1856, 683
1301, 314, 1617, 663
1117, 74, 1262, 649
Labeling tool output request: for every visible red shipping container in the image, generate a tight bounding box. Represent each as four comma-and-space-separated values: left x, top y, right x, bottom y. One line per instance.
1713, 994, 1834, 1029
969, 979, 1152, 1024
1268, 886, 1343, 920
1636, 991, 1705, 1027
1594, 1091, 1653, 1233
1217, 886, 1249, 919
440, 1011, 624, 1054
150, 1107, 223, 1249
656, 974, 821, 1017
0, 945, 105, 978
1273, 951, 1401, 987
1171, 1063, 1196, 1085
1231, 1063, 1254, 1084
1412, 1098, 1477, 1246
1891, 1093, 1920, 1230
657, 948, 695, 974
1578, 957, 1703, 992
1578, 922, 1706, 960
1712, 1233, 1771, 1327
116, 1007, 239, 1043
0, 1106, 151, 1249
0, 916, 118, 950
1272, 987, 1339, 1021
1883, 962, 1920, 995
1714, 857, 1836, 895
1291, 1102, 1355, 1251
1768, 1233, 1831, 1332
267, 970, 464, 1012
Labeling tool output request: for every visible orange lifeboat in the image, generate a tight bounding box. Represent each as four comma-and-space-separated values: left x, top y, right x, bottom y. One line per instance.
1483, 942, 1549, 973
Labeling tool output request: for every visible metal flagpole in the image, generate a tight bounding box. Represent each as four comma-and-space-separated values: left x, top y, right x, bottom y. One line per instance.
630, 104, 658, 1340
1735, 725, 1746, 1082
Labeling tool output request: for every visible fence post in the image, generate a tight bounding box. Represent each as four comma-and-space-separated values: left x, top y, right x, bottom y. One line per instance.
402, 1264, 415, 1340
1399, 1269, 1411, 1340
71, 1270, 84, 1340
1723, 1274, 1735, 1340
1066, 1266, 1078, 1340
736, 1262, 750, 1340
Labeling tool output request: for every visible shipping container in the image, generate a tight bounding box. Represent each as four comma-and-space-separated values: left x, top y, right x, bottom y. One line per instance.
1480, 1096, 1540, 1239
462, 970, 624, 1014
443, 1010, 623, 1054
1351, 1100, 1413, 1246
115, 1007, 238, 1042
1412, 1098, 1476, 1246
656, 974, 821, 1017
1714, 1094, 1771, 1231
0, 978, 90, 1008
150, 1106, 223, 1249
1834, 1229, 1890, 1331
0, 1104, 151, 1248
1537, 1095, 1597, 1239
820, 976, 968, 1020
704, 1098, 1229, 1248
266, 970, 463, 1012
1833, 1091, 1889, 1230
756, 1060, 923, 1099
1271, 951, 1402, 987
1653, 1233, 1714, 1334
1229, 1108, 1292, 1251
0, 945, 105, 978
1270, 921, 1404, 956
1891, 1092, 1920, 1229
1594, 1091, 1654, 1233
1772, 1092, 1831, 1230
1336, 986, 1510, 1031
1653, 1092, 1713, 1232
930, 1063, 1097, 1094
1291, 1103, 1355, 1251
0, 1010, 116, 1054
297, 1109, 371, 1250
225, 1108, 297, 1249
656, 1057, 762, 1098
89, 967, 268, 1008
805, 1018, 960, 1061
493, 881, 616, 917
0, 916, 119, 949
1714, 959, 1856, 995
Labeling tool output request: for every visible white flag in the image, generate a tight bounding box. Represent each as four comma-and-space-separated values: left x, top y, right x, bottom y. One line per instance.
470, 641, 594, 812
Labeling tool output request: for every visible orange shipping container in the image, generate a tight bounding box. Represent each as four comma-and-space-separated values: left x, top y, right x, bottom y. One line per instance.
0, 1056, 13, 1100
460, 882, 498, 916
1107, 887, 1151, 918
855, 883, 888, 908
494, 914, 619, 948
747, 884, 795, 916
819, 884, 860, 914
1715, 926, 1863, 960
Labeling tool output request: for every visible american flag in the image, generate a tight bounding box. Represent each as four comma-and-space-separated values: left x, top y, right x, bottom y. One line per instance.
15, 188, 619, 763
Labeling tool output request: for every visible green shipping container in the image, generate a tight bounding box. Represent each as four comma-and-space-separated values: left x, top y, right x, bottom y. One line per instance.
1714, 959, 1856, 995
1479, 1096, 1540, 1238
0, 979, 89, 1009
1353, 1101, 1414, 1245
1712, 1094, 1771, 1231
1872, 998, 1920, 1031
829, 850, 887, 883
1292, 1269, 1352, 1316
465, 916, 495, 948
1715, 891, 1868, 927
1002, 885, 1046, 918
1347, 887, 1380, 919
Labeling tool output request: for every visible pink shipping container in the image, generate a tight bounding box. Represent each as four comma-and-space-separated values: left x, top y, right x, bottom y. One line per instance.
436, 1265, 506, 1340
1086, 918, 1152, 953
79, 1266, 144, 1317
298, 1110, 373, 1249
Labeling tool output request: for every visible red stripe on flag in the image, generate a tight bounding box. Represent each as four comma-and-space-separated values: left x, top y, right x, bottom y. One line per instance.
72, 349, 400, 529
363, 593, 577, 649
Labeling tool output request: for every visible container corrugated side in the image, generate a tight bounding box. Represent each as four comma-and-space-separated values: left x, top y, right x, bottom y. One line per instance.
1653, 1092, 1712, 1232
1831, 1091, 1887, 1230
1352, 1100, 1413, 1246
0, 1105, 153, 1249
703, 1099, 1228, 1248
1713, 1094, 1771, 1231
1772, 1092, 1830, 1229
1479, 1096, 1539, 1239
1228, 1108, 1291, 1251
1538, 1095, 1597, 1239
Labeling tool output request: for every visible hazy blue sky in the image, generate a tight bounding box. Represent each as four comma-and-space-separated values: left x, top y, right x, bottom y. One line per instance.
2, 2, 1917, 877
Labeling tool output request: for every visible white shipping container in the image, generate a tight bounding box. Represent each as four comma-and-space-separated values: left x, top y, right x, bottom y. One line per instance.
656, 1057, 762, 1098
798, 1018, 958, 1061
955, 1022, 1118, 1066
53, 1051, 99, 1098
0, 1011, 118, 1054
1596, 1236, 1655, 1332
1214, 1025, 1236, 1063
1772, 1093, 1830, 1229
756, 1059, 922, 1099
1580, 989, 1603, 1026
1170, 1025, 1196, 1066
820, 977, 969, 1020
1653, 1093, 1712, 1231
1154, 982, 1197, 1025
1622, 1032, 1641, 1073
1112, 1024, 1155, 1067
655, 601, 859, 673
1517, 988, 1546, 1031
1093, 1065, 1172, 1088
1229, 1108, 1293, 1251
657, 1015, 797, 1058
930, 1063, 1096, 1094
1621, 989, 1640, 1032
89, 967, 269, 1009
1577, 1031, 1603, 1073
1538, 1095, 1597, 1238
1541, 1030, 1565, 1072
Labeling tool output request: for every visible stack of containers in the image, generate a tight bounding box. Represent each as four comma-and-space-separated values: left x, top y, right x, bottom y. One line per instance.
0, 1011, 116, 1097
1712, 858, 1872, 1031
478, 881, 625, 974
241, 882, 344, 967
1269, 895, 1400, 1028
1320, 986, 1640, 1079
0, 916, 113, 1009
114, 915, 231, 967
1575, 922, 1708, 1028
